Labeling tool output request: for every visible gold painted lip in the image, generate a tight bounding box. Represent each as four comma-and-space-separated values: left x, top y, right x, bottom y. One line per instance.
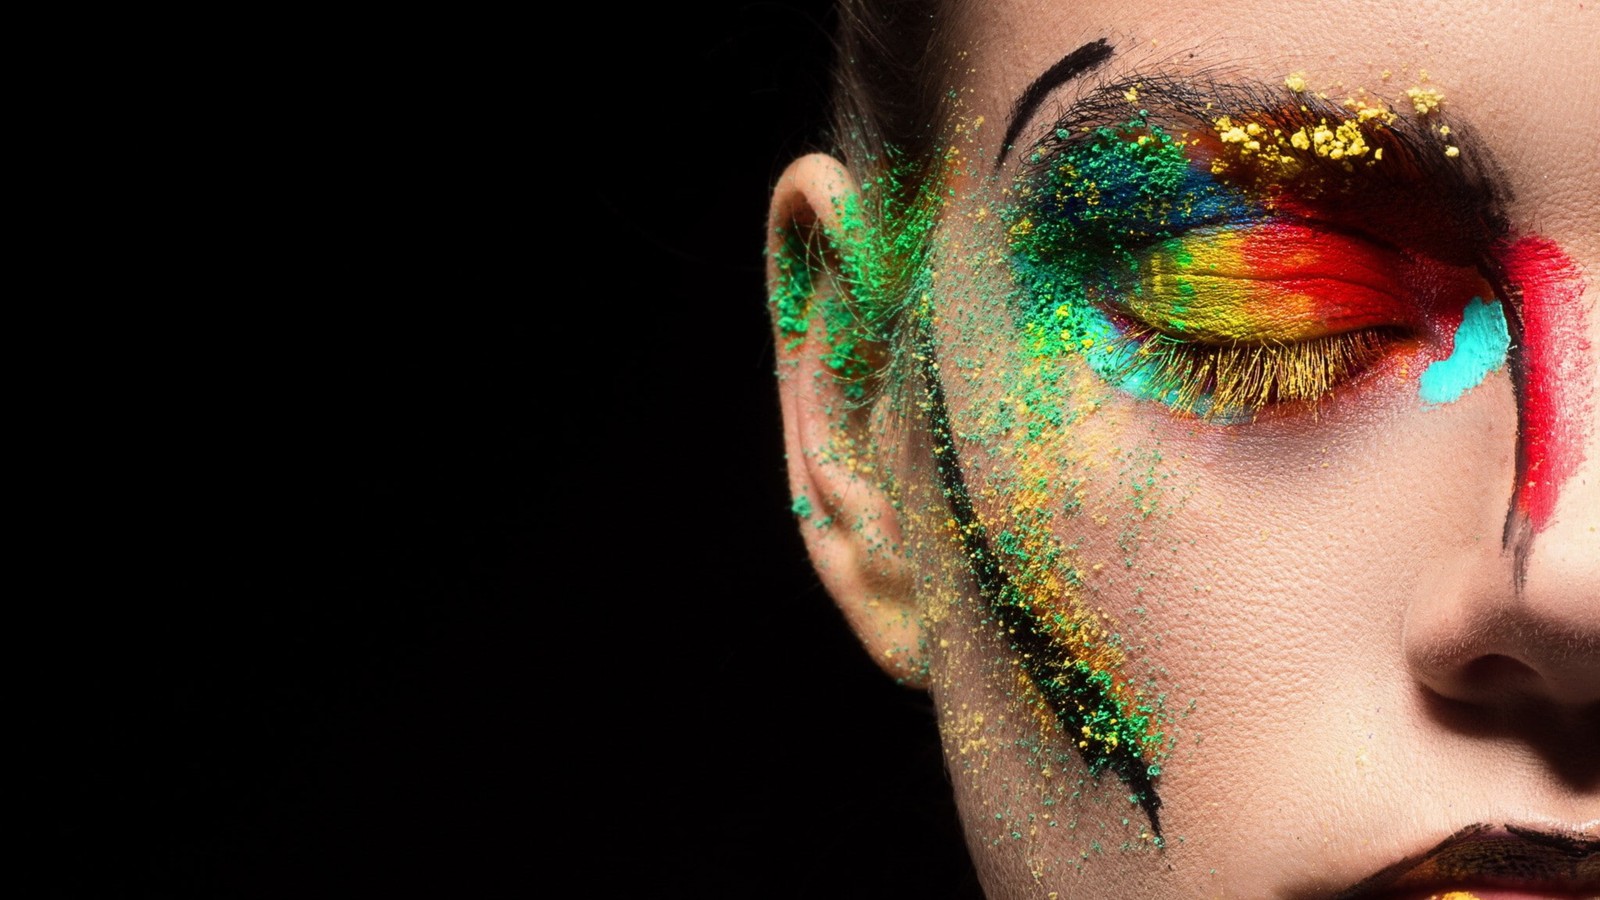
1326, 823, 1600, 900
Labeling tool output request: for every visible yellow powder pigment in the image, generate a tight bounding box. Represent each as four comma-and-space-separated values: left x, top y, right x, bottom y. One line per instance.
1406, 84, 1445, 114
1211, 73, 1468, 176
952, 348, 1168, 833
978, 355, 1143, 723
1132, 231, 1323, 343
1209, 96, 1396, 186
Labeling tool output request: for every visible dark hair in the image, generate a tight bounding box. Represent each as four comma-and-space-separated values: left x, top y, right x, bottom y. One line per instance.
805, 0, 970, 404
827, 0, 961, 183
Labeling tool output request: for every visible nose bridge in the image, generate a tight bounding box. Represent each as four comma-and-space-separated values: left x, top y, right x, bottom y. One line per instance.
1403, 240, 1600, 712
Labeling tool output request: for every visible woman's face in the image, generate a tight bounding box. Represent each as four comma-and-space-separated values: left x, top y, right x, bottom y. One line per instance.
772, 1, 1597, 897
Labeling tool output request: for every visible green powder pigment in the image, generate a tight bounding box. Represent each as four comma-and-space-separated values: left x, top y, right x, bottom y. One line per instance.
770, 156, 939, 401
1006, 115, 1256, 411
921, 350, 1170, 840
773, 136, 1173, 841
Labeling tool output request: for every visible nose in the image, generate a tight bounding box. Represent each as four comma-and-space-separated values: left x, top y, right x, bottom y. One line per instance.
1403, 495, 1600, 716
1403, 336, 1600, 716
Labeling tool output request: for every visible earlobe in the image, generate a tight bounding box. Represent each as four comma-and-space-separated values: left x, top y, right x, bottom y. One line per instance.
767, 154, 927, 687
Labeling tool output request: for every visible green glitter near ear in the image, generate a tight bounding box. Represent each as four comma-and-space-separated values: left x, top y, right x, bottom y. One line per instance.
1005, 116, 1255, 409
771, 129, 1174, 841
790, 494, 813, 519
772, 229, 814, 348
771, 150, 945, 401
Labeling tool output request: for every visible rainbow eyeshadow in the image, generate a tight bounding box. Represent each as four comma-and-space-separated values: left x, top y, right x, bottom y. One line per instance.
1133, 225, 1415, 342
1003, 90, 1502, 422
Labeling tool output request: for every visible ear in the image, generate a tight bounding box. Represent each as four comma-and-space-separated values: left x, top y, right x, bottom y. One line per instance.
767, 154, 926, 687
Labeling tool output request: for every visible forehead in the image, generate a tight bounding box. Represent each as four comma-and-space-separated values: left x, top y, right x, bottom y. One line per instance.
957, 0, 1598, 254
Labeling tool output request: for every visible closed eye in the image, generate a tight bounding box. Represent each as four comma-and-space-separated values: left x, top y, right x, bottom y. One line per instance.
1006, 92, 1503, 423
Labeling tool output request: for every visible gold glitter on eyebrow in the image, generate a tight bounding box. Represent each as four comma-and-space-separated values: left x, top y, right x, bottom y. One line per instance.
1406, 84, 1445, 114
1209, 101, 1396, 179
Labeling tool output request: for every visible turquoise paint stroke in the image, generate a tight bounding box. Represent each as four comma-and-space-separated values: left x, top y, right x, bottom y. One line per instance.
1419, 297, 1510, 405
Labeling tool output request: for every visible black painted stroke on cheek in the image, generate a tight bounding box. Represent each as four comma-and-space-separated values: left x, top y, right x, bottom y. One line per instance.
918, 345, 1164, 840
1491, 269, 1537, 580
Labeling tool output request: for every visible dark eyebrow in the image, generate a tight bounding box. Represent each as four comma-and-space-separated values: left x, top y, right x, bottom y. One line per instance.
997, 38, 1115, 167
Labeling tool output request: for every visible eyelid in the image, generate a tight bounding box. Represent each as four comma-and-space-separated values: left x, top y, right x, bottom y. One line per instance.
1118, 224, 1422, 343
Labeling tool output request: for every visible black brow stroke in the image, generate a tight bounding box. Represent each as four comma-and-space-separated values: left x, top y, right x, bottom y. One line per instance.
997, 38, 1115, 167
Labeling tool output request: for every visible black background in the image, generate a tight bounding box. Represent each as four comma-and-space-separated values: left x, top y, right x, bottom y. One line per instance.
46, 3, 984, 897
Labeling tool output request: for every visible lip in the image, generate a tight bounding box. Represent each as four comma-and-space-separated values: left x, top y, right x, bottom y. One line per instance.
1331, 823, 1600, 900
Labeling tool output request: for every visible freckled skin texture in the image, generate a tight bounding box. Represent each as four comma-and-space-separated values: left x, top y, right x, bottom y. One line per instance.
769, 2, 1598, 897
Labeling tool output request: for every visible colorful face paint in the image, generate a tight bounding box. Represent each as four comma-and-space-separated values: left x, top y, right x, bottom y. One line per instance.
1418, 297, 1510, 405
922, 357, 1170, 839
1004, 112, 1420, 416
1501, 236, 1592, 531
1004, 93, 1498, 422
771, 105, 1178, 842
770, 48, 1589, 885
1134, 225, 1415, 343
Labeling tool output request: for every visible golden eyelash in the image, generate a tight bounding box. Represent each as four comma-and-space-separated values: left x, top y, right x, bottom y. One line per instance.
1109, 326, 1400, 419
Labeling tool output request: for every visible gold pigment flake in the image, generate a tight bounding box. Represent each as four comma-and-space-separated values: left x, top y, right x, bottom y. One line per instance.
1405, 85, 1445, 114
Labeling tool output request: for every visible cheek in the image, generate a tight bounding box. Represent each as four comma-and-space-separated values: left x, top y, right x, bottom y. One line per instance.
930, 325, 1519, 878
1045, 367, 1517, 840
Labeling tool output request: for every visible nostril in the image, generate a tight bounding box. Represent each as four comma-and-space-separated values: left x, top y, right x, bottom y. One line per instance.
1403, 538, 1600, 711
1458, 653, 1542, 698
1449, 649, 1600, 709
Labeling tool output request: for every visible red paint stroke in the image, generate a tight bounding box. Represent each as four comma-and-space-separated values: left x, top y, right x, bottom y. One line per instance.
1500, 236, 1592, 531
